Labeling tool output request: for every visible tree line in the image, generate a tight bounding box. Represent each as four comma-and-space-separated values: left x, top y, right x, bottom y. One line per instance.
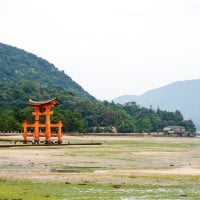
0, 91, 196, 134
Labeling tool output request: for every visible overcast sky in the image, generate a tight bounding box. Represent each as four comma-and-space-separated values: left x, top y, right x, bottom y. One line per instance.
1, 0, 200, 100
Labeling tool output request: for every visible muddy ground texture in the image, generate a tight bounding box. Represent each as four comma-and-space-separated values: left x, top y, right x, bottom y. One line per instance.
0, 136, 200, 185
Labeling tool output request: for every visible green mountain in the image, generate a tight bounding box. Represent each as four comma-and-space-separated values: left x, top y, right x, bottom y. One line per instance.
0, 43, 196, 133
0, 43, 93, 100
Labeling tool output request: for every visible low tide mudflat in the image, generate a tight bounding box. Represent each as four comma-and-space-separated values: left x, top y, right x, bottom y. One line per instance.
0, 135, 200, 199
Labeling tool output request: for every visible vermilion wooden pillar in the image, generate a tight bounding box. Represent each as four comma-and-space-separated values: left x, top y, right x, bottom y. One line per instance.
22, 120, 28, 143
44, 106, 53, 143
22, 98, 63, 144
32, 106, 40, 143
57, 120, 63, 144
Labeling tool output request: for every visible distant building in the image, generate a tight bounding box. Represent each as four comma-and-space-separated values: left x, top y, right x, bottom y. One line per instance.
163, 126, 186, 136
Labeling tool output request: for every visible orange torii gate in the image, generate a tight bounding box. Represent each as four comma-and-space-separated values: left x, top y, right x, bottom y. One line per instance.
22, 98, 63, 144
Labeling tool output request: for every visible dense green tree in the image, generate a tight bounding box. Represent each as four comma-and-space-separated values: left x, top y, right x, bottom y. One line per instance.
116, 119, 135, 133
136, 117, 152, 133
0, 110, 21, 132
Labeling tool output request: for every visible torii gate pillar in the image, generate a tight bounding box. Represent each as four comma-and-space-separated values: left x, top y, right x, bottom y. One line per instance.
22, 98, 63, 144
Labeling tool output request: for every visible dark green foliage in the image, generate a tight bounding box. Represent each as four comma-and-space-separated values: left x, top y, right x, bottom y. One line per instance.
116, 119, 135, 133
0, 109, 22, 132
0, 43, 196, 133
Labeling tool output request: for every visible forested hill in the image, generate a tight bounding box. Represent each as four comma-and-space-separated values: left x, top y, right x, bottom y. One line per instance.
0, 43, 92, 99
0, 42, 196, 134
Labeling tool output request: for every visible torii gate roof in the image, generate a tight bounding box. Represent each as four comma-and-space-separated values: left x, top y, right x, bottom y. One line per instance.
28, 97, 60, 106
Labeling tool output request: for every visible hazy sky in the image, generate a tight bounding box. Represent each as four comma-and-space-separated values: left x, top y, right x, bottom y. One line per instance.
1, 0, 200, 100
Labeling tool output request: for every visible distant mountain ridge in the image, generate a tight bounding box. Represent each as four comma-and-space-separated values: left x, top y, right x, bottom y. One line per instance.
113, 79, 200, 129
